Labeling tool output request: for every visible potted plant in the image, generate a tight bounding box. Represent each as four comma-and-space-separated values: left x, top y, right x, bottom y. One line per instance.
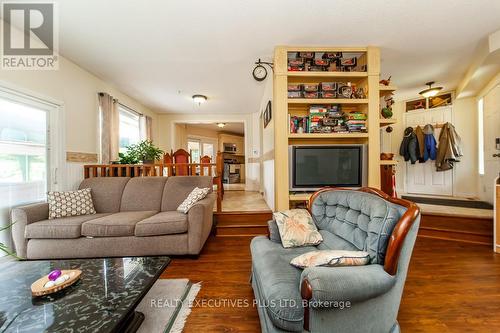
129, 140, 164, 164
1, 223, 20, 259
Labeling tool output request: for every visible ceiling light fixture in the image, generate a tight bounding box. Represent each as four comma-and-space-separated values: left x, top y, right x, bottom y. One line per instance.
192, 94, 207, 105
217, 123, 226, 128
419, 81, 442, 98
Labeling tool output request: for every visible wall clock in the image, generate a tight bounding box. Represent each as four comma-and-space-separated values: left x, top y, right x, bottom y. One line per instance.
253, 64, 267, 82
252, 59, 273, 82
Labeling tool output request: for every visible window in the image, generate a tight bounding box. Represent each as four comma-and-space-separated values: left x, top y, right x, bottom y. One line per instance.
188, 140, 201, 163
478, 98, 484, 175
203, 143, 214, 160
118, 106, 141, 153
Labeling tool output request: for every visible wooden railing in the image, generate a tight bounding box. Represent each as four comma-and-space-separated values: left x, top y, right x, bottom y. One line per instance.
83, 162, 224, 212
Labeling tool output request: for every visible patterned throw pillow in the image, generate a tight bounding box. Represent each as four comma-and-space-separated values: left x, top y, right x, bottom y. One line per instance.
47, 188, 96, 219
273, 209, 323, 248
291, 250, 370, 269
177, 187, 210, 214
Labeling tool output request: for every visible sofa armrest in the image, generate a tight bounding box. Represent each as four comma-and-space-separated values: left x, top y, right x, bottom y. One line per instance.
267, 219, 282, 243
300, 264, 396, 306
187, 193, 215, 254
11, 202, 49, 258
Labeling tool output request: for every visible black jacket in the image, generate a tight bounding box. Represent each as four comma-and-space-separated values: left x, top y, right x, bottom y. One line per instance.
399, 127, 419, 164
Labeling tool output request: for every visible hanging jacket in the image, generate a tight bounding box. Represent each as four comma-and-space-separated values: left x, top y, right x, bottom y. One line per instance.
399, 127, 419, 164
423, 124, 437, 161
415, 126, 425, 162
436, 122, 463, 171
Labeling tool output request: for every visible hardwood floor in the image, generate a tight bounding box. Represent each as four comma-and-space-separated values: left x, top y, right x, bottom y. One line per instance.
162, 235, 500, 332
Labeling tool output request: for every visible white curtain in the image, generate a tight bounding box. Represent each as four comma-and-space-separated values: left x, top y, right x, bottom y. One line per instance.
98, 93, 119, 163
140, 115, 153, 141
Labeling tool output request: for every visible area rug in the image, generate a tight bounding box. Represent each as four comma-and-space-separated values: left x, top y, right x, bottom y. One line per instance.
401, 195, 493, 209
136, 279, 201, 333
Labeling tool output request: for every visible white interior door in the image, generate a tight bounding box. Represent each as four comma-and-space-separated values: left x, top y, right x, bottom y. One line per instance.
480, 85, 500, 204
405, 107, 453, 195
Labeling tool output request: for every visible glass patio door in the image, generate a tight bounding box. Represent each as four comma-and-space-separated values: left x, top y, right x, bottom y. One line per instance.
0, 89, 57, 253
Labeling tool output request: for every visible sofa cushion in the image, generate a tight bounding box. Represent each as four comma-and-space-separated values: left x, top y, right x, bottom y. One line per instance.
47, 188, 96, 219
81, 211, 157, 237
79, 177, 130, 213
310, 190, 404, 264
161, 176, 213, 211
25, 213, 110, 239
135, 211, 188, 236
251, 236, 317, 332
120, 177, 167, 212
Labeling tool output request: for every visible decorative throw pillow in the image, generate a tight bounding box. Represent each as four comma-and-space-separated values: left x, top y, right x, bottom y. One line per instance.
177, 187, 210, 214
273, 209, 323, 248
291, 250, 370, 269
47, 188, 96, 219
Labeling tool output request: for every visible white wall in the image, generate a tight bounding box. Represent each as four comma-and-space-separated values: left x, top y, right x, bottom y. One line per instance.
259, 78, 274, 210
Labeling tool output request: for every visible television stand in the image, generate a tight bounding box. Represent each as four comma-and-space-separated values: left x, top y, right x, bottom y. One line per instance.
289, 192, 314, 201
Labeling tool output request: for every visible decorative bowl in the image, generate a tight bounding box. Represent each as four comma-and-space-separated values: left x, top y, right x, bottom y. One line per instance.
31, 269, 82, 297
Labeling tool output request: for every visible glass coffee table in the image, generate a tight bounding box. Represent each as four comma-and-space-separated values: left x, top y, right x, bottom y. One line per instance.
0, 256, 170, 332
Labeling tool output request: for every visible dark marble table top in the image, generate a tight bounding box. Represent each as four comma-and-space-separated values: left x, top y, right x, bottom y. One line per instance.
0, 256, 170, 333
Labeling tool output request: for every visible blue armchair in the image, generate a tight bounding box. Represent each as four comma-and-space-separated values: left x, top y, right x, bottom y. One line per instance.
251, 187, 420, 333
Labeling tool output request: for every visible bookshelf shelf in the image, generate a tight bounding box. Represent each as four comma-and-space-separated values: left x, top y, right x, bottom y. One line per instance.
380, 160, 398, 165
379, 118, 397, 126
288, 133, 369, 139
287, 71, 368, 78
288, 98, 369, 105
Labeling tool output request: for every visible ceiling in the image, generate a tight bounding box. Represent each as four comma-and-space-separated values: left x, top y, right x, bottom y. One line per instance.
185, 122, 244, 136
45, 0, 500, 113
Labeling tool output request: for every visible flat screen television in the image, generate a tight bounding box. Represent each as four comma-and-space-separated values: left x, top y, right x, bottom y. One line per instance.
289, 144, 367, 191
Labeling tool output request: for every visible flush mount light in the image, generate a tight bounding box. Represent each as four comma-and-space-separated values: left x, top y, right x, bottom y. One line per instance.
217, 123, 226, 128
192, 94, 208, 105
419, 81, 442, 98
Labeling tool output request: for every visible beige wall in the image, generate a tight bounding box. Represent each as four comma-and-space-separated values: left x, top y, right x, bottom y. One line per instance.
0, 57, 158, 155
0, 32, 159, 191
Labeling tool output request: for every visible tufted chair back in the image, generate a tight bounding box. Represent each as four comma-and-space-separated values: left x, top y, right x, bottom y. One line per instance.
309, 189, 407, 264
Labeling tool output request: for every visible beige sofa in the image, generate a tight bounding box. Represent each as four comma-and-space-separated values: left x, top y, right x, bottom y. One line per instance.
11, 176, 215, 259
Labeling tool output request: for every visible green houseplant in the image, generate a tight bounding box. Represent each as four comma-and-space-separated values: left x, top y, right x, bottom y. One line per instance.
1, 223, 20, 259
125, 140, 164, 164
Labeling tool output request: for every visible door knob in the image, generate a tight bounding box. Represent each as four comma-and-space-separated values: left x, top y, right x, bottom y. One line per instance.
493, 153, 500, 158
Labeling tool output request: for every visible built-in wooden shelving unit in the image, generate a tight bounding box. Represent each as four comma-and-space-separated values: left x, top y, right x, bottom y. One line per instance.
288, 98, 369, 105
380, 160, 398, 165
379, 118, 397, 126
273, 45, 382, 210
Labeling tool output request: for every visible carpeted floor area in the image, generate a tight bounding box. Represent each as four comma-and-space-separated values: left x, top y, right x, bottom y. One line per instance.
137, 279, 200, 333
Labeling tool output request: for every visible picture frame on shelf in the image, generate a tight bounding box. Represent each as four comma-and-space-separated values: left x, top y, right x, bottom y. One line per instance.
263, 100, 272, 128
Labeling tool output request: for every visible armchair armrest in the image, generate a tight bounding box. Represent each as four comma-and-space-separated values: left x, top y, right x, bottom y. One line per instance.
300, 264, 396, 305
11, 202, 49, 258
187, 193, 215, 254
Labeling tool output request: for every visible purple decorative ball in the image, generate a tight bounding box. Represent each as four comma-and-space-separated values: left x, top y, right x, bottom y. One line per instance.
48, 270, 62, 281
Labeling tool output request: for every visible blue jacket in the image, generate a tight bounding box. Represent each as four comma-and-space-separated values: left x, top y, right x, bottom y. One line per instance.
423, 134, 437, 161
